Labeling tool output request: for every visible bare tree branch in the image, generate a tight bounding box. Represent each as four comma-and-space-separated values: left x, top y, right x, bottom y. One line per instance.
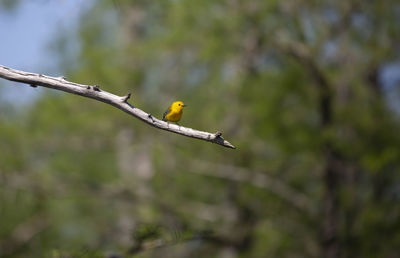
187, 160, 315, 215
0, 65, 235, 149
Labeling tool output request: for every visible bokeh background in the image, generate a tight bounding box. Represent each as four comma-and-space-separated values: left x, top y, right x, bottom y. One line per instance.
1, 0, 400, 257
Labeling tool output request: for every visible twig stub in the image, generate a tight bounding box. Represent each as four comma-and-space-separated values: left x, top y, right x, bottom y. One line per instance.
122, 93, 131, 102
215, 131, 222, 138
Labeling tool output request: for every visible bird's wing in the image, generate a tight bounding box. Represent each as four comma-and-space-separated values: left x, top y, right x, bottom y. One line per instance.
162, 107, 171, 121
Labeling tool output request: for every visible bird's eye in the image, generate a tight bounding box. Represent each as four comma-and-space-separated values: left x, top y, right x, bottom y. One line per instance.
178, 104, 181, 106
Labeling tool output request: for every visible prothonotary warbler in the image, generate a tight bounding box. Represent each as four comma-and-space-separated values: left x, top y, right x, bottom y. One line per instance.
162, 101, 186, 124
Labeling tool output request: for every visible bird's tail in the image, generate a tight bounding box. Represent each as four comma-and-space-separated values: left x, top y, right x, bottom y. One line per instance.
162, 110, 169, 121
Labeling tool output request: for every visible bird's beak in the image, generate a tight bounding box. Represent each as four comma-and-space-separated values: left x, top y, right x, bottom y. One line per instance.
182, 104, 187, 107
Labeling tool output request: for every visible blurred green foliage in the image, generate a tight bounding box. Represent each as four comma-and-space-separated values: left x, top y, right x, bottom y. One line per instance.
0, 0, 21, 11
1, 0, 400, 257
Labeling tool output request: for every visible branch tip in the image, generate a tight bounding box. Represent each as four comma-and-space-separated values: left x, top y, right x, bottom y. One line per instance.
212, 132, 236, 149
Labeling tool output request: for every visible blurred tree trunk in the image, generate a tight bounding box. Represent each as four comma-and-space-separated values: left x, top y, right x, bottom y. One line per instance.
289, 46, 341, 258
322, 152, 340, 258
318, 69, 340, 258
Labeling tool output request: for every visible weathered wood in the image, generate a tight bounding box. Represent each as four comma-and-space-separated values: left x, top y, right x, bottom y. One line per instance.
0, 65, 235, 149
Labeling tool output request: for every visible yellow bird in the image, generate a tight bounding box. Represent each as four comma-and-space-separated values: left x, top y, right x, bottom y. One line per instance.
162, 101, 186, 124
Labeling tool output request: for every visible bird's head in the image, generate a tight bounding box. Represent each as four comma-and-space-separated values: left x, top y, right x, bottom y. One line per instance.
172, 101, 186, 111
